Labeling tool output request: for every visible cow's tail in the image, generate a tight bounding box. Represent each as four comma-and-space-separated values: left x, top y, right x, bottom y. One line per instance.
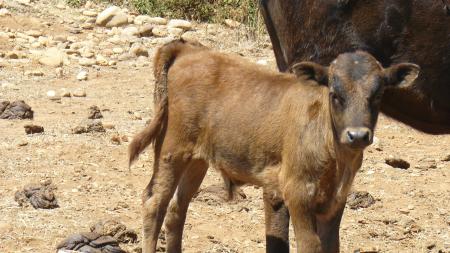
128, 39, 190, 167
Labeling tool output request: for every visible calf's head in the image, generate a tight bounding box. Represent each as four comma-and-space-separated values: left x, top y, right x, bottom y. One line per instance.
292, 51, 419, 150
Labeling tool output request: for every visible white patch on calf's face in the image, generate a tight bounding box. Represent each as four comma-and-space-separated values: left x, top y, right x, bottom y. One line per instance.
306, 182, 316, 197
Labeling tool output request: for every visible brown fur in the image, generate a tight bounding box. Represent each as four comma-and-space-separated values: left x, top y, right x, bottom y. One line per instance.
261, 0, 450, 134
129, 40, 418, 253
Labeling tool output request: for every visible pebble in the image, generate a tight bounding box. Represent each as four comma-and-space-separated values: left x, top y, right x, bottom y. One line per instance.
224, 19, 241, 28
76, 71, 88, 81
82, 10, 97, 17
60, 89, 71, 97
129, 44, 148, 57
95, 54, 108, 66
138, 24, 153, 37
145, 17, 167, 25
152, 26, 167, 37
6, 51, 19, 59
39, 47, 64, 67
73, 89, 87, 97
25, 30, 43, 37
121, 26, 139, 37
168, 19, 192, 30
96, 6, 121, 26
168, 27, 184, 37
0, 8, 10, 16
181, 31, 198, 43
24, 124, 44, 134
25, 70, 44, 76
79, 58, 96, 66
112, 47, 124, 54
46, 90, 56, 97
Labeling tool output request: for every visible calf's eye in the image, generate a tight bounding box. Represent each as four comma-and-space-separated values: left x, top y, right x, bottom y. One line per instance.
330, 92, 344, 106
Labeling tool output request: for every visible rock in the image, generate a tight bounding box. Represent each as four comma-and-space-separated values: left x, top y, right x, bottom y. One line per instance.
112, 47, 124, 54
60, 89, 71, 97
79, 57, 96, 66
103, 123, 115, 129
39, 47, 64, 67
152, 26, 167, 37
46, 90, 56, 97
130, 44, 148, 57
80, 23, 94, 30
24, 124, 44, 134
6, 51, 19, 59
88, 105, 103, 119
441, 154, 450, 162
73, 89, 87, 97
347, 191, 375, 209
168, 19, 192, 30
105, 13, 128, 28
168, 27, 184, 37
138, 24, 153, 37
134, 15, 167, 25
256, 59, 268, 65
25, 70, 44, 76
385, 157, 410, 169
83, 10, 98, 17
95, 54, 108, 66
111, 134, 121, 145
181, 31, 198, 43
121, 26, 139, 37
96, 6, 121, 26
14, 180, 58, 209
0, 8, 10, 16
0, 100, 33, 119
76, 71, 88, 81
224, 19, 241, 28
25, 30, 42, 37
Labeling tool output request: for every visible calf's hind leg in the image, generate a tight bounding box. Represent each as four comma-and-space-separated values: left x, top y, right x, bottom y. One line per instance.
141, 148, 192, 253
165, 159, 208, 253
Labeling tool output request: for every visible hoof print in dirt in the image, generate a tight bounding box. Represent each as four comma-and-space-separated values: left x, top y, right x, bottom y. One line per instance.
347, 191, 375, 209
24, 124, 44, 134
88, 105, 103, 119
385, 157, 410, 169
14, 180, 58, 209
56, 232, 126, 253
72, 120, 106, 134
90, 220, 138, 244
0, 100, 34, 119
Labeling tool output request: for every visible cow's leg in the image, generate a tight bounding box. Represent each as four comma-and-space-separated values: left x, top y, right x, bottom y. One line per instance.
141, 148, 192, 253
316, 204, 345, 253
164, 159, 208, 253
283, 181, 321, 253
263, 190, 290, 253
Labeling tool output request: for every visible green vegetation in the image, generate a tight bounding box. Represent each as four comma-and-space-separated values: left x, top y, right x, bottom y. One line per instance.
66, 0, 261, 27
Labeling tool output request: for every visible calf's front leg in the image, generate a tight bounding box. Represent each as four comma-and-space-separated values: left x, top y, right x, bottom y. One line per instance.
263, 190, 290, 253
283, 182, 322, 253
316, 204, 345, 253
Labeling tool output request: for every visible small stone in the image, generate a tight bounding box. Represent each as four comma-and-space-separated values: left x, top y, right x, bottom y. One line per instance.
105, 13, 128, 28
168, 19, 192, 30
256, 59, 268, 65
24, 124, 44, 134
129, 44, 148, 57
56, 4, 65, 9
81, 23, 94, 30
0, 8, 10, 16
0, 100, 33, 119
39, 47, 64, 67
25, 70, 44, 76
121, 26, 139, 37
131, 112, 142, 120
95, 54, 108, 66
441, 154, 450, 162
25, 30, 42, 37
111, 134, 121, 145
148, 17, 167, 25
224, 19, 241, 28
88, 105, 103, 119
168, 27, 184, 37
138, 24, 153, 37
152, 26, 167, 37
385, 157, 410, 169
181, 31, 198, 43
17, 140, 28, 146
60, 89, 71, 97
103, 123, 115, 129
83, 10, 97, 17
76, 71, 88, 81
112, 47, 124, 54
79, 58, 96, 66
121, 135, 128, 142
47, 90, 56, 97
73, 89, 87, 97
6, 51, 19, 59
96, 6, 121, 26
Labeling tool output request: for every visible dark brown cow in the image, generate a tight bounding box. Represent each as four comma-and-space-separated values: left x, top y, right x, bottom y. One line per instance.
260, 0, 450, 134
129, 40, 419, 253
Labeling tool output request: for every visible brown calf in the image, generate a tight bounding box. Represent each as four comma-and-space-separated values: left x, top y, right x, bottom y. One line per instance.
129, 39, 419, 253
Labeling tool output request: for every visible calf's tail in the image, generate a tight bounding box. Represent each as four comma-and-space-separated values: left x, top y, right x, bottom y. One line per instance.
128, 39, 190, 167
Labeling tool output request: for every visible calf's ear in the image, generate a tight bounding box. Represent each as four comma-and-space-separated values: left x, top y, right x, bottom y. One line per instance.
384, 63, 420, 88
290, 62, 329, 86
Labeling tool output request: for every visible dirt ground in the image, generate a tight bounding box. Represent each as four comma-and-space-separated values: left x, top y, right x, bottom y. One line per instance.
0, 1, 449, 253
